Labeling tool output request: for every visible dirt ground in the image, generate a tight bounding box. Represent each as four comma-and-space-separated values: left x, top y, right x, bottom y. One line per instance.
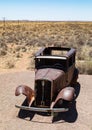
0, 70, 92, 130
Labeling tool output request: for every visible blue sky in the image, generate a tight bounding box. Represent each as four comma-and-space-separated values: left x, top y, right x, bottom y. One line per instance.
0, 0, 92, 21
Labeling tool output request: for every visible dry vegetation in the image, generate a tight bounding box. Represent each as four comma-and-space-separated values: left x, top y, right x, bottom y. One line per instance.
0, 21, 92, 74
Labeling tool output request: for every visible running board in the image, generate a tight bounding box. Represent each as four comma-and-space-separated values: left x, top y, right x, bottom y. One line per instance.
15, 105, 69, 113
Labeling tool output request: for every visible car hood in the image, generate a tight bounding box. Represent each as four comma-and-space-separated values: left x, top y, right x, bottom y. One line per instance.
35, 68, 65, 82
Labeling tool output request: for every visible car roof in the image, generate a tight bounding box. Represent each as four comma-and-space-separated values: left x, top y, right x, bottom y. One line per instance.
35, 47, 76, 59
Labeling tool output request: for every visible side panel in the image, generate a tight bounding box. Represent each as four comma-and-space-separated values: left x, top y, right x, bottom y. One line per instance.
53, 72, 66, 98
66, 64, 75, 86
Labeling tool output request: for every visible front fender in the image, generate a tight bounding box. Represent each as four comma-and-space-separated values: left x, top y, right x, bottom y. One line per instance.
15, 85, 35, 106
50, 87, 75, 108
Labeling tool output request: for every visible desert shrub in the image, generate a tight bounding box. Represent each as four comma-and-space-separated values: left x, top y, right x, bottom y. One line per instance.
21, 46, 27, 52
77, 45, 91, 61
5, 60, 15, 69
15, 52, 22, 58
0, 42, 7, 50
89, 50, 92, 58
0, 49, 7, 56
77, 48, 86, 60
27, 57, 35, 70
87, 40, 92, 47
0, 42, 7, 56
15, 45, 21, 52
77, 61, 92, 75
86, 62, 92, 75
77, 52, 85, 60
15, 45, 27, 52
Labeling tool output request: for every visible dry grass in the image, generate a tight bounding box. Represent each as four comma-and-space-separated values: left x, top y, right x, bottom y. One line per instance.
0, 21, 92, 74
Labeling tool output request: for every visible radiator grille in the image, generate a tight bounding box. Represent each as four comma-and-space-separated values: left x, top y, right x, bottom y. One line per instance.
35, 80, 51, 107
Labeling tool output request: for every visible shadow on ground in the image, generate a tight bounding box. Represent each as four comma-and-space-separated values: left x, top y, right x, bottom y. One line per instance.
18, 99, 35, 121
17, 82, 81, 123
52, 82, 81, 123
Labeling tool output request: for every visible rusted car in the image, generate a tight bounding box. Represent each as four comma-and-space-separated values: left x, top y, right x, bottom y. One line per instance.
15, 47, 78, 113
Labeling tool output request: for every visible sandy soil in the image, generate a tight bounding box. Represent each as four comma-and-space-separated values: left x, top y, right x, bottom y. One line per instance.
0, 70, 92, 130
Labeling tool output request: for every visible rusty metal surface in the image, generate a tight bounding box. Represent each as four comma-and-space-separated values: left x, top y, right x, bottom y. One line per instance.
66, 48, 76, 58
35, 68, 65, 81
55, 87, 75, 104
50, 87, 75, 108
15, 85, 35, 106
35, 47, 76, 58
35, 47, 45, 57
15, 105, 69, 113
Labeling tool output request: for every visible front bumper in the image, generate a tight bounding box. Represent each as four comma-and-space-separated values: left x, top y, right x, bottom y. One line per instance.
15, 104, 69, 113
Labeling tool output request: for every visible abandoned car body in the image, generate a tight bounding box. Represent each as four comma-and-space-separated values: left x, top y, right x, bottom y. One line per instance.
15, 47, 78, 113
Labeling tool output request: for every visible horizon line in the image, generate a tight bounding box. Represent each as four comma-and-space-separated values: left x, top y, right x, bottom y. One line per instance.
0, 20, 92, 22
